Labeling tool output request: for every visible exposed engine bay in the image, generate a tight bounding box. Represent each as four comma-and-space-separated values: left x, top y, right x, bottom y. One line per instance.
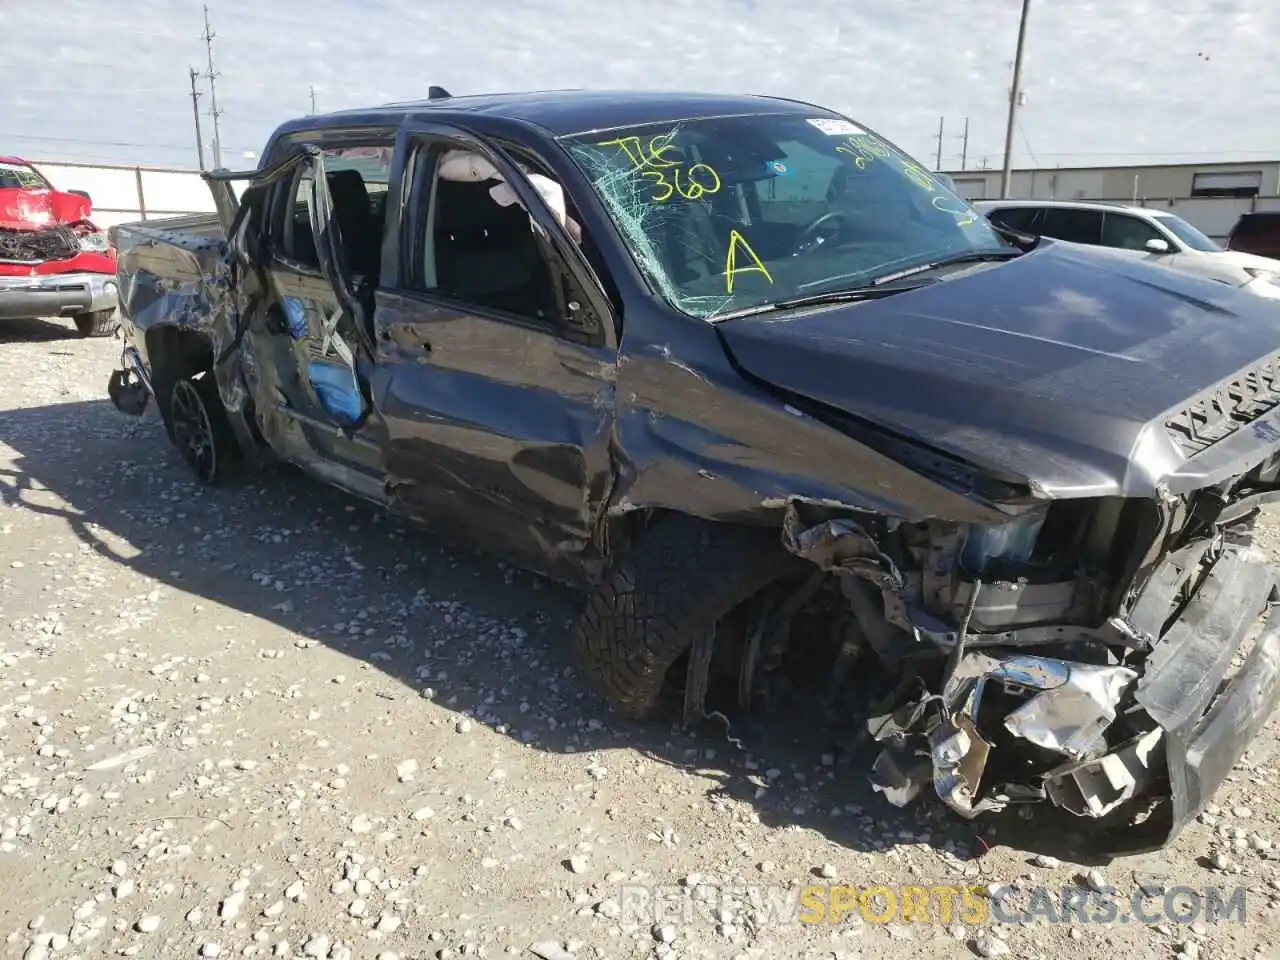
711, 459, 1280, 852
0, 221, 101, 263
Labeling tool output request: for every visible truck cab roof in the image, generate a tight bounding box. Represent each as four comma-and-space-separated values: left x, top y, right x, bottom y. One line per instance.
262, 88, 836, 159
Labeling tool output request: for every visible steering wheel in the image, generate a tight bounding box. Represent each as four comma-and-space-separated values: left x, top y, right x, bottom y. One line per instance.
792, 211, 851, 256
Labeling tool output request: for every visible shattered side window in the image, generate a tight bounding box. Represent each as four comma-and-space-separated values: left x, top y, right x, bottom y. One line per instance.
564, 114, 1007, 320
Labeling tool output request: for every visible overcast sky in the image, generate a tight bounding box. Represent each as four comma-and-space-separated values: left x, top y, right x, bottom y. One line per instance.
3, 0, 1277, 171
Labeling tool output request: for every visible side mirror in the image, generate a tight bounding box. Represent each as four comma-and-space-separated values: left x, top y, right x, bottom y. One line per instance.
1145, 237, 1171, 254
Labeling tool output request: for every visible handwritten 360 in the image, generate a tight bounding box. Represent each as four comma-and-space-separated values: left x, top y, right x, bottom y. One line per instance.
595, 133, 722, 202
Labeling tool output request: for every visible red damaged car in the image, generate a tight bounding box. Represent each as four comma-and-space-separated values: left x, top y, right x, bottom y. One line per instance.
0, 156, 120, 336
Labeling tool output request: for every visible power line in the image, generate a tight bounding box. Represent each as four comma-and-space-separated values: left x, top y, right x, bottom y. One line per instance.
201, 4, 224, 170
0, 132, 255, 155
1018, 121, 1040, 168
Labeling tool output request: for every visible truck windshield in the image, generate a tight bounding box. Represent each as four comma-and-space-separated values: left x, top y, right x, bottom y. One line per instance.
0, 161, 50, 190
564, 113, 1008, 319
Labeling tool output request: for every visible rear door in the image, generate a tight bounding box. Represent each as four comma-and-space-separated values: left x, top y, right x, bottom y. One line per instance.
210, 143, 390, 490
368, 121, 620, 582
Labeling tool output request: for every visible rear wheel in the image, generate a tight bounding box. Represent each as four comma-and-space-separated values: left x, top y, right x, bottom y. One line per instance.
165, 372, 235, 485
572, 513, 802, 720
73, 308, 119, 338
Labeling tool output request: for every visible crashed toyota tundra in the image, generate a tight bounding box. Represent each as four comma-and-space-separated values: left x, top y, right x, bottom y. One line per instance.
105, 88, 1280, 854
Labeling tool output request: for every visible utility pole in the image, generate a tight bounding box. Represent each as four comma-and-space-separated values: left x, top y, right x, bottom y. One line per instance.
201, 4, 224, 170
188, 67, 206, 171
933, 116, 946, 171
999, 0, 1032, 198
957, 116, 970, 171
309, 86, 317, 114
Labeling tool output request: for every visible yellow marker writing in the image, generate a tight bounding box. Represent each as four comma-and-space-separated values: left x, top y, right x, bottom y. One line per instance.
932, 195, 977, 226
900, 161, 936, 192
595, 136, 647, 170
724, 230, 773, 294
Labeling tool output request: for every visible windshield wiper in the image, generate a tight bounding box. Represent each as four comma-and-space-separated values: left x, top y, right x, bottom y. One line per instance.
707, 279, 937, 321
868, 249, 1024, 286
769, 279, 937, 310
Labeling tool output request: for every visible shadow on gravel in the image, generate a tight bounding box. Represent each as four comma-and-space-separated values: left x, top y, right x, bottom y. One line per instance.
0, 316, 93, 344
0, 398, 1128, 868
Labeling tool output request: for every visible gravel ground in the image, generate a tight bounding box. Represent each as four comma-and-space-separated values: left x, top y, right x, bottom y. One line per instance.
2, 315, 1280, 960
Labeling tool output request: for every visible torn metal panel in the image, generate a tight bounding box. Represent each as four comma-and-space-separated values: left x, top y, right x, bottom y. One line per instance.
1043, 728, 1164, 818
1002, 661, 1138, 757
928, 713, 1005, 816
940, 653, 1138, 759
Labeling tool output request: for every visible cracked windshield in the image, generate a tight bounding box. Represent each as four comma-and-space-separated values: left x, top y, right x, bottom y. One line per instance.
567, 114, 1008, 318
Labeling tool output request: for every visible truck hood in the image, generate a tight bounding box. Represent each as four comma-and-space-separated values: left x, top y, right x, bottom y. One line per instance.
716, 239, 1280, 499
0, 186, 91, 230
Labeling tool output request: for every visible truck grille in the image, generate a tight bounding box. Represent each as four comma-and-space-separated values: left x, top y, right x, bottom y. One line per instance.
1164, 353, 1280, 456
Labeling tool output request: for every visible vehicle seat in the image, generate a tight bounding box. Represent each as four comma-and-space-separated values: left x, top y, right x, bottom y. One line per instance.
326, 169, 382, 278
433, 179, 554, 317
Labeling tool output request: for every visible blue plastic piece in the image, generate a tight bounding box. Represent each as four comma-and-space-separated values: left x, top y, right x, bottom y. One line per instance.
307, 360, 365, 424
282, 297, 308, 340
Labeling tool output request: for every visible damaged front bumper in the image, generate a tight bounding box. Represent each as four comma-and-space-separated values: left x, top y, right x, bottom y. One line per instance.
866, 541, 1280, 854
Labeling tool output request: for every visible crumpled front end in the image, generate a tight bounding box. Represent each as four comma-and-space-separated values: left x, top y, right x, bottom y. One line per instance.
780, 461, 1280, 853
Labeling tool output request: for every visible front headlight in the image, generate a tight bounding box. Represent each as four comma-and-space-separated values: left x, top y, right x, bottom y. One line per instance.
77, 230, 109, 253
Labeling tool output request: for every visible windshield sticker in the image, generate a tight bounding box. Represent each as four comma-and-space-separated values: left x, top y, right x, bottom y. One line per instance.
766, 160, 788, 177
807, 118, 866, 136
724, 230, 774, 294
595, 132, 722, 203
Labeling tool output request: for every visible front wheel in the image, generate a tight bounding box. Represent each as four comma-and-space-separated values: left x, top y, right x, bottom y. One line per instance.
73, 308, 120, 338
165, 372, 235, 485
571, 514, 801, 720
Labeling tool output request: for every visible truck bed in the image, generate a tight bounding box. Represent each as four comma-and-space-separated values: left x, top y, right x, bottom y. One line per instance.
110, 213, 229, 336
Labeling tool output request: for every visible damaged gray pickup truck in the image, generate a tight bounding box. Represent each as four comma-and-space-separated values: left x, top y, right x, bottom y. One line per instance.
106, 88, 1280, 854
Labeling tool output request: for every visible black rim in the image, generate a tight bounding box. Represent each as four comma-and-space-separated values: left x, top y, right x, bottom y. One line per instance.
170, 378, 217, 482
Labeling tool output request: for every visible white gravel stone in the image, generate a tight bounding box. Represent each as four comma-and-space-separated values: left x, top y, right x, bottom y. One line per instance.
975, 932, 1010, 957
134, 915, 162, 934
375, 913, 401, 934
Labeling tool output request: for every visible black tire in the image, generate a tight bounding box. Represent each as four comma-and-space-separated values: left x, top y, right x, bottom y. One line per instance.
572, 513, 802, 720
73, 308, 120, 338
164, 372, 236, 485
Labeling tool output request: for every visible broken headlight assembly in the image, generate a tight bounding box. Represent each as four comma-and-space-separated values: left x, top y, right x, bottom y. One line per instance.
74, 224, 110, 253
865, 497, 1176, 823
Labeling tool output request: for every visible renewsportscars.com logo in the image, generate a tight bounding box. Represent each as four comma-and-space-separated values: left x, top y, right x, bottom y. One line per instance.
615, 882, 1249, 929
